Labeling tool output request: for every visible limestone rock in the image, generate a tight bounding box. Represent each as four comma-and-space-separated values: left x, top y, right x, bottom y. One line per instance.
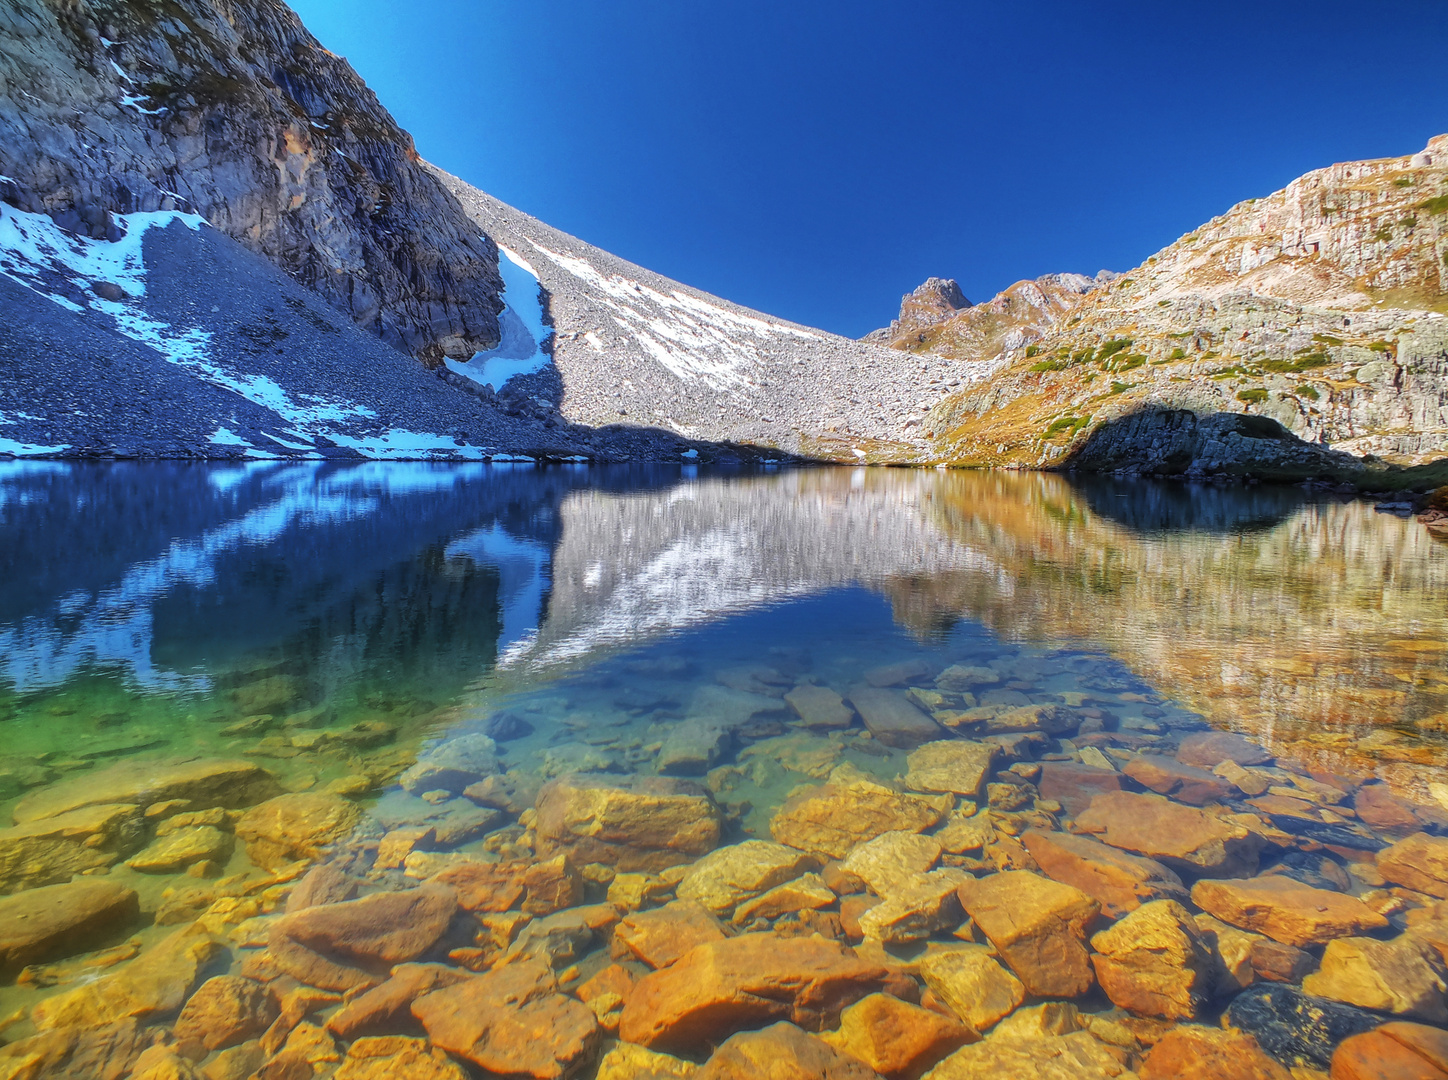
922, 1031, 1133, 1079
535, 773, 722, 872
1225, 983, 1381, 1071
735, 873, 838, 924
326, 962, 470, 1040
1303, 936, 1448, 1023
333, 1035, 470, 1080
31, 926, 225, 1030
787, 685, 856, 730
820, 992, 975, 1080
0, 802, 144, 890
596, 1043, 700, 1080
268, 884, 457, 991
904, 741, 997, 799
955, 870, 1100, 997
1036, 763, 1124, 816
0, 878, 139, 976
770, 774, 949, 860
174, 976, 278, 1059
1191, 877, 1388, 947
619, 933, 906, 1053
1331, 1022, 1448, 1080
1138, 1026, 1291, 1080
412, 959, 599, 1079
916, 944, 1025, 1032
1379, 833, 1448, 898
1089, 900, 1217, 1020
842, 831, 943, 897
849, 689, 945, 749
11, 758, 280, 824
697, 1021, 884, 1079
1021, 829, 1187, 917
677, 840, 817, 915
1175, 733, 1273, 769
235, 792, 361, 871
616, 900, 730, 968
128, 825, 234, 873
1075, 791, 1262, 877
857, 869, 970, 945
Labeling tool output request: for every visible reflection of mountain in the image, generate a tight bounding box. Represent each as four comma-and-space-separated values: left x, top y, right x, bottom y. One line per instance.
1071, 476, 1310, 534
0, 462, 590, 693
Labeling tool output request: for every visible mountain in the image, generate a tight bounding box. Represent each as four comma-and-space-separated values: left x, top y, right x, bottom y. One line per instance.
888, 137, 1448, 478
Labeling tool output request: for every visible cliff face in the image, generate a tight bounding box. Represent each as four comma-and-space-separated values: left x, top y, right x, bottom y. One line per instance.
912, 137, 1448, 474
0, 0, 502, 363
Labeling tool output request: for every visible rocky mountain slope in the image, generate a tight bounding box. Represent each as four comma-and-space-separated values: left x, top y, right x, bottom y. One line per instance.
885, 137, 1448, 476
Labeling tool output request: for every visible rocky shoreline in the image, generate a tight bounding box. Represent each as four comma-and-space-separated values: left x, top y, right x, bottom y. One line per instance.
6, 653, 1448, 1079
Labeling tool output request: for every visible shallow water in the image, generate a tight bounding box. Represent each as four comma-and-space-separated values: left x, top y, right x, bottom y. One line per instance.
2, 461, 1446, 1073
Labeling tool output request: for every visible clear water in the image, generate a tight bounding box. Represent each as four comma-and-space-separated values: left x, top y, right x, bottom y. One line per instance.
2, 461, 1446, 1065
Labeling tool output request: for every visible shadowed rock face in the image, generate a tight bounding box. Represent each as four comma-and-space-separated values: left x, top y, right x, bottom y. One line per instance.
0, 0, 502, 363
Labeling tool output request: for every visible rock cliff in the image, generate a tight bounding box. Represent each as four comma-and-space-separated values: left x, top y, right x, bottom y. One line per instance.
893, 137, 1448, 476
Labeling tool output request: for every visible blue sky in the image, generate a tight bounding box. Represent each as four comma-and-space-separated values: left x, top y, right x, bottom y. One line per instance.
290, 0, 1448, 338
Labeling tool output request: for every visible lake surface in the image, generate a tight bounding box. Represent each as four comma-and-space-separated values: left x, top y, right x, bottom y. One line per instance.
2, 462, 1446, 1076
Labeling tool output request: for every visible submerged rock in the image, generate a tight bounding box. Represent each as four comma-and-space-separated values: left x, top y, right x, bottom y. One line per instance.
0, 878, 139, 976
595, 1043, 700, 1080
333, 1035, 471, 1080
1330, 1022, 1448, 1080
769, 772, 949, 860
1302, 936, 1448, 1023
820, 992, 975, 1079
173, 975, 278, 1059
127, 825, 234, 873
615, 900, 731, 968
1020, 829, 1187, 917
0, 1018, 147, 1080
916, 944, 1025, 1032
326, 962, 470, 1040
1089, 899, 1217, 1020
697, 1021, 883, 1079
0, 802, 145, 890
786, 684, 856, 730
1225, 983, 1381, 1070
921, 1031, 1132, 1079
1035, 762, 1124, 816
1175, 732, 1273, 769
10, 758, 280, 824
1138, 1025, 1291, 1080
400, 733, 502, 794
1379, 833, 1448, 898
534, 773, 722, 872
1190, 876, 1388, 947
848, 689, 945, 749
235, 792, 361, 870
1074, 791, 1262, 877
955, 870, 1100, 998
903, 740, 997, 799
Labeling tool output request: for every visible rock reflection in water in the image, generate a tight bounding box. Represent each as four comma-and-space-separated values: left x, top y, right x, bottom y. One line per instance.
2, 462, 1448, 1078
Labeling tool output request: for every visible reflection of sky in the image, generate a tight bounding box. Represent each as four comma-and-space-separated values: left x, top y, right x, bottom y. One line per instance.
0, 462, 552, 693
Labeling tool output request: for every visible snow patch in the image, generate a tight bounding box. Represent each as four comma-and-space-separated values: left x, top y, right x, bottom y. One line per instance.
0, 410, 69, 458
445, 244, 551, 391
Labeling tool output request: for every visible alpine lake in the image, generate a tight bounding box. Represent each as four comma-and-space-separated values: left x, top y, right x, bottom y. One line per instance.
2, 461, 1448, 1080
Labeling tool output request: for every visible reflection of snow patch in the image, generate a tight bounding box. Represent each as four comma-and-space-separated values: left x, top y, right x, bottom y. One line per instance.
446, 523, 551, 657
445, 244, 551, 391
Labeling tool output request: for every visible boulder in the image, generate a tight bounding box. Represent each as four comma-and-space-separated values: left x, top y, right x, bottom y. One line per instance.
1122, 755, 1231, 805
173, 976, 277, 1059
697, 1021, 884, 1079
841, 831, 942, 897
519, 854, 584, 915
326, 963, 470, 1040
1036, 763, 1124, 816
1379, 834, 1448, 898
658, 719, 733, 776
866, 660, 935, 688
333, 1035, 469, 1080
412, 959, 599, 1080
1331, 1023, 1448, 1080
534, 774, 722, 872
0, 803, 144, 891
11, 758, 280, 824
616, 900, 730, 968
677, 840, 817, 915
619, 933, 908, 1053
1074, 791, 1262, 877
1354, 785, 1424, 834
920, 1031, 1132, 1079
0, 1018, 146, 1080
596, 1043, 700, 1079
268, 884, 457, 991
31, 926, 225, 1030
0, 878, 139, 976
969, 704, 1079, 737
820, 993, 974, 1080
916, 944, 1025, 1032
1139, 1026, 1291, 1080
857, 870, 969, 945
903, 741, 997, 799
128, 825, 234, 873
235, 793, 361, 870
955, 870, 1100, 997
1089, 899, 1216, 1020
399, 733, 501, 794
285, 865, 361, 913
1176, 732, 1273, 769
1020, 829, 1187, 917
770, 773, 949, 859
1191, 877, 1388, 947
848, 689, 945, 749
1303, 936, 1448, 1023
1225, 983, 1381, 1071
786, 685, 856, 730
734, 873, 837, 924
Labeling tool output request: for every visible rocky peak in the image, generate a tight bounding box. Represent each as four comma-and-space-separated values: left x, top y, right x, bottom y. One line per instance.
0, 0, 502, 364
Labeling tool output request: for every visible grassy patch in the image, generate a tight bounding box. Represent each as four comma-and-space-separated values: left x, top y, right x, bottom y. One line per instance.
1182, 233, 1198, 243
1368, 340, 1395, 353
1237, 388, 1269, 404
1098, 338, 1134, 361
1295, 384, 1320, 401
1259, 352, 1329, 374
1109, 382, 1134, 395
1419, 195, 1448, 215
1043, 414, 1092, 439
1168, 347, 1188, 361
1394, 177, 1416, 188
1312, 333, 1344, 347
1374, 226, 1394, 243
1025, 344, 1041, 358
1030, 358, 1066, 372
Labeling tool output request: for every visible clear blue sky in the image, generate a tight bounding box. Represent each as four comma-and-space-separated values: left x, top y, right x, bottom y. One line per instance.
289, 0, 1448, 338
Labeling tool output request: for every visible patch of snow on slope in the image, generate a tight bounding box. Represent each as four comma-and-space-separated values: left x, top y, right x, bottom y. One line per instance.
445, 244, 553, 391
526, 239, 820, 393
0, 204, 489, 461
0, 411, 69, 457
